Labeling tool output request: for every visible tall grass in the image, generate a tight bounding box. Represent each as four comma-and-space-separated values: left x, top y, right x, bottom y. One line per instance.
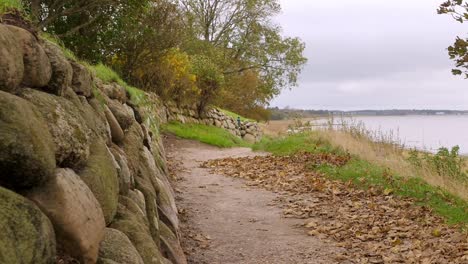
291, 117, 468, 200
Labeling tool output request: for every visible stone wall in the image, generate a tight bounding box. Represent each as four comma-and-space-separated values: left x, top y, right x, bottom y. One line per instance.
0, 23, 185, 264
165, 103, 263, 143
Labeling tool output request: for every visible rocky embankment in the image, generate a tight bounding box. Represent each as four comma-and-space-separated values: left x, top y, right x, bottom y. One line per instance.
165, 104, 262, 143
0, 22, 186, 264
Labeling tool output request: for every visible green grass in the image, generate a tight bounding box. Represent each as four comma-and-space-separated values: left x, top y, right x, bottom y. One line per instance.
162, 122, 249, 148
40, 33, 79, 61
260, 133, 468, 227
252, 132, 344, 156
218, 108, 254, 122
0, 0, 23, 14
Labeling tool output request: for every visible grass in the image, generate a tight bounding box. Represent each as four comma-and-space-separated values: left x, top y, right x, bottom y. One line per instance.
257, 132, 468, 227
0, 0, 23, 14
252, 132, 344, 156
162, 122, 249, 148
218, 108, 254, 122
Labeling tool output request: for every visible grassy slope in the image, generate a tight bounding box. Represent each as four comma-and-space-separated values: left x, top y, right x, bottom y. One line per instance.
218, 108, 254, 122
162, 122, 249, 148
253, 132, 468, 227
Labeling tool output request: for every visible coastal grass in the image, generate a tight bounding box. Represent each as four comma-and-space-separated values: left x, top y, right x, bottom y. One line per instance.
256, 132, 468, 227
162, 122, 250, 148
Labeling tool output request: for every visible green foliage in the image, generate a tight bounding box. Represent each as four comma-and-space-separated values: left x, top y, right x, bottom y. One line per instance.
259, 133, 468, 226
0, 0, 23, 14
91, 63, 125, 85
191, 55, 224, 114
438, 1, 468, 78
252, 132, 344, 156
408, 146, 468, 182
162, 122, 248, 148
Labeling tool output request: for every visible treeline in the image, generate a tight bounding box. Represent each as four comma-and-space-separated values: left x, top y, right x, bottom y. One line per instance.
5, 0, 306, 120
269, 107, 468, 120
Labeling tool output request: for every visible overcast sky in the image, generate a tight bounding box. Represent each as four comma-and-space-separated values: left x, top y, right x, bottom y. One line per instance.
272, 0, 468, 110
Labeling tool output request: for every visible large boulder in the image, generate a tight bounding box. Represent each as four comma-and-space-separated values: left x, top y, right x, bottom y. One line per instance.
20, 88, 91, 169
26, 169, 105, 264
98, 228, 144, 264
107, 99, 135, 130
111, 203, 165, 264
109, 145, 133, 195
79, 140, 119, 225
6, 25, 52, 88
70, 60, 92, 97
0, 187, 56, 264
159, 221, 187, 264
104, 105, 125, 144
0, 91, 56, 189
0, 24, 24, 92
98, 82, 127, 103
41, 41, 73, 95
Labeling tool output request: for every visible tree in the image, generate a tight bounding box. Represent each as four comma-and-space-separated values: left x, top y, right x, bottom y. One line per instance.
191, 55, 224, 115
438, 0, 468, 77
180, 0, 307, 100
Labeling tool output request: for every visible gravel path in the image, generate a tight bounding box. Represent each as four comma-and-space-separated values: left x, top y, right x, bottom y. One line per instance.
165, 135, 341, 264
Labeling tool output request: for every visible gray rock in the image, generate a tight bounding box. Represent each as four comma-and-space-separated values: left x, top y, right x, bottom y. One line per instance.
6, 25, 52, 88
104, 104, 125, 144
79, 140, 119, 225
98, 228, 144, 264
20, 88, 91, 169
0, 24, 24, 92
41, 41, 73, 96
0, 91, 55, 189
107, 99, 135, 130
70, 60, 92, 97
26, 169, 105, 264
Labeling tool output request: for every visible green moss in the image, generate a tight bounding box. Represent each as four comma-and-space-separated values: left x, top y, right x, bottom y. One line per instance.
162, 121, 249, 148
0, 187, 56, 263
0, 0, 23, 14
79, 140, 119, 225
40, 33, 78, 61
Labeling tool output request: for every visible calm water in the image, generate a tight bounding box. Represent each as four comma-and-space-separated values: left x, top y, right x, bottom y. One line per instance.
340, 115, 468, 154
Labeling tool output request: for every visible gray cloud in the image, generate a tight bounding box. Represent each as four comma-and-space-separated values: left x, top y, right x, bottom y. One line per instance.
272, 0, 468, 110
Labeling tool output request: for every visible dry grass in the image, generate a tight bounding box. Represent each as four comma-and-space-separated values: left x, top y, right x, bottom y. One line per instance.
262, 119, 468, 201
317, 130, 468, 200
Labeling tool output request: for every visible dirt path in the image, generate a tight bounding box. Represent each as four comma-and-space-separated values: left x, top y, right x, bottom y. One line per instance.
165, 135, 342, 264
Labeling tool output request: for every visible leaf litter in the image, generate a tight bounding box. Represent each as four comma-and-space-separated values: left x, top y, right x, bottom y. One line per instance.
202, 153, 468, 263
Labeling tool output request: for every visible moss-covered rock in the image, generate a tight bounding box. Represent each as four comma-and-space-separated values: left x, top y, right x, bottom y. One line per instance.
41, 41, 73, 96
104, 104, 125, 144
79, 140, 119, 225
6, 25, 52, 88
70, 60, 92, 97
0, 24, 24, 92
0, 91, 56, 189
107, 99, 136, 130
26, 168, 105, 264
98, 228, 144, 264
110, 204, 165, 264
0, 186, 56, 264
159, 221, 187, 264
20, 88, 91, 169
109, 145, 133, 195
